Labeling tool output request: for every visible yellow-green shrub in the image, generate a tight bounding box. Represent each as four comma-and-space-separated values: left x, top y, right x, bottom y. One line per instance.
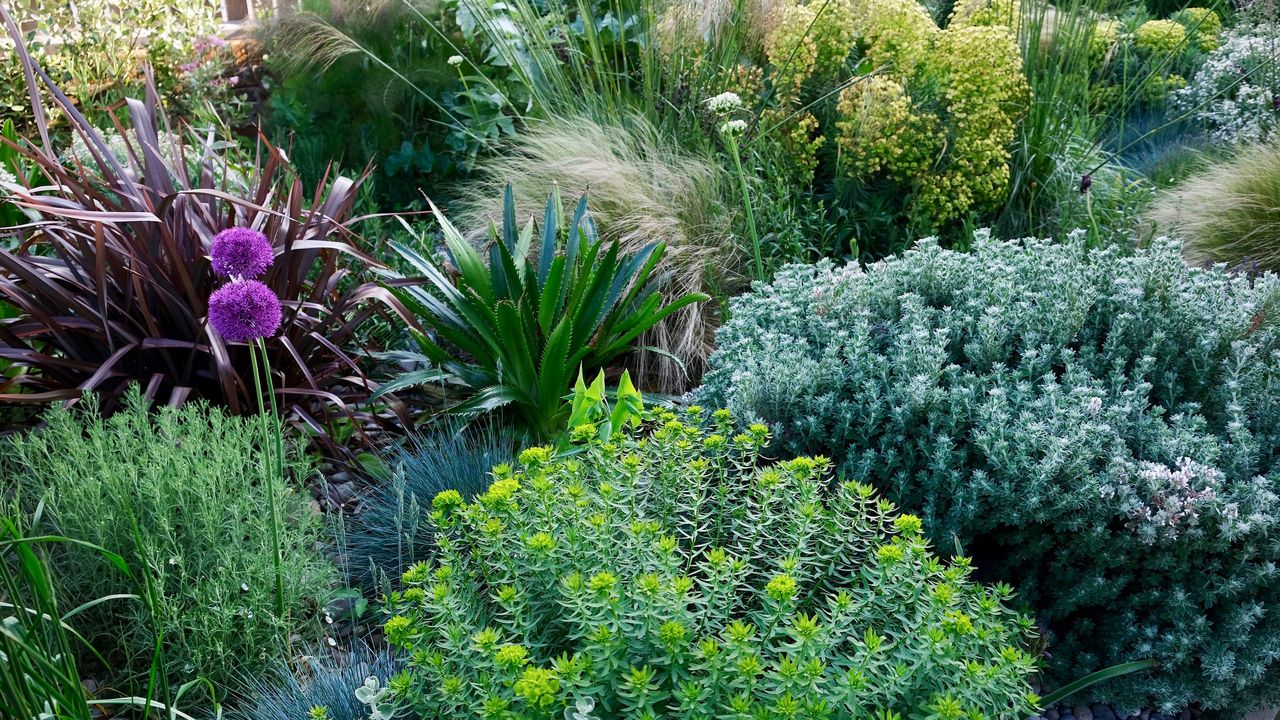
948, 0, 1020, 29
848, 0, 939, 73
762, 1, 820, 105
1171, 7, 1222, 51
1135, 19, 1188, 56
831, 18, 1028, 227
745, 0, 1030, 232
1090, 19, 1124, 65
835, 76, 939, 181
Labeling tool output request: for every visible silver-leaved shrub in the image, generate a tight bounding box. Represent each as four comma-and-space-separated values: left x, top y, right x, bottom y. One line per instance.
696, 231, 1280, 716
382, 407, 1040, 719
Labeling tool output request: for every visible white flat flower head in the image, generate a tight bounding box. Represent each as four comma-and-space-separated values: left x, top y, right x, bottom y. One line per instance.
706, 91, 743, 114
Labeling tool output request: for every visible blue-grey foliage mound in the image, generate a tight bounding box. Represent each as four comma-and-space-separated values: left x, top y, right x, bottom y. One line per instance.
697, 231, 1280, 715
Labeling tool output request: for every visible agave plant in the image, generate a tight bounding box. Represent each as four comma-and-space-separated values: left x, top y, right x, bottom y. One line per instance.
0, 6, 406, 455
381, 186, 707, 439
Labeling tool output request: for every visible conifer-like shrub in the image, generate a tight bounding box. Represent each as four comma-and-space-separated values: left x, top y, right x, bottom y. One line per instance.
696, 233, 1280, 715
381, 408, 1041, 719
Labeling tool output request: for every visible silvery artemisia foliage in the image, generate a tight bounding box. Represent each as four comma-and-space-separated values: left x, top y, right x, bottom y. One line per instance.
696, 231, 1280, 716
383, 408, 1040, 719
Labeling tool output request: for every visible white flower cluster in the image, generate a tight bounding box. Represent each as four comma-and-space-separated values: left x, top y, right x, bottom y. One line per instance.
705, 91, 743, 114
720, 119, 748, 135
1174, 24, 1280, 144
1105, 457, 1224, 544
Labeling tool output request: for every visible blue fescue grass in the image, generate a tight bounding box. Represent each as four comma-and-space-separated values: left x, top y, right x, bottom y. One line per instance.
228, 645, 399, 720
338, 424, 514, 588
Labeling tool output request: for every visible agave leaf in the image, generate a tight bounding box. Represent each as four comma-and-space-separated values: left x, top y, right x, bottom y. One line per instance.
537, 191, 558, 284
495, 300, 537, 395
428, 196, 491, 303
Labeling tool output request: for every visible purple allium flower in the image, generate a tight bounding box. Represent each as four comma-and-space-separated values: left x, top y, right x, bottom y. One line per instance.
208, 280, 282, 341
210, 227, 274, 279
1079, 173, 1093, 194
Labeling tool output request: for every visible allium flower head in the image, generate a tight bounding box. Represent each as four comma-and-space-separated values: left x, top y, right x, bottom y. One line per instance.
720, 119, 749, 135
447, 54, 465, 66
210, 227, 274, 279
208, 280, 282, 341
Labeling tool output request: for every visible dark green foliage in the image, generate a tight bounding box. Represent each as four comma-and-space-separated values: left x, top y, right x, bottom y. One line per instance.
697, 233, 1280, 715
383, 407, 1041, 719
382, 187, 707, 439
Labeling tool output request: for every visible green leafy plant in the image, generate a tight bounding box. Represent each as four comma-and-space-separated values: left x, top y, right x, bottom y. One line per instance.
558, 368, 644, 451
0, 0, 226, 134
452, 112, 741, 394
381, 187, 707, 439
6, 387, 335, 693
0, 503, 218, 719
697, 232, 1280, 715
382, 406, 1041, 718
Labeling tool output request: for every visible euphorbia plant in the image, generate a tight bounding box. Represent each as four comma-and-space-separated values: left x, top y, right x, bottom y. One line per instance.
381, 186, 706, 439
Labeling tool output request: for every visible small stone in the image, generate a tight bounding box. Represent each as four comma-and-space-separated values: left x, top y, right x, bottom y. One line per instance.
1178, 711, 1190, 720
332, 481, 356, 504
1092, 705, 1118, 720
1045, 710, 1060, 720
1140, 710, 1152, 720
1061, 712, 1076, 720
1074, 705, 1093, 720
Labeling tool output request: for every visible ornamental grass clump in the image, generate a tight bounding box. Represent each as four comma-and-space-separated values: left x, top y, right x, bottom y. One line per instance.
696, 233, 1280, 715
381, 407, 1041, 719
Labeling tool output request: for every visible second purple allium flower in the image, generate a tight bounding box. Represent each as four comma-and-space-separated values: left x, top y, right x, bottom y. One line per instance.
208, 280, 282, 341
210, 227, 274, 279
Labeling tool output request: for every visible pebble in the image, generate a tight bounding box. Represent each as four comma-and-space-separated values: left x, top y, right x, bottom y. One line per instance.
331, 480, 356, 503
1092, 705, 1118, 720
1061, 712, 1076, 720
1045, 710, 1059, 720
1074, 705, 1093, 720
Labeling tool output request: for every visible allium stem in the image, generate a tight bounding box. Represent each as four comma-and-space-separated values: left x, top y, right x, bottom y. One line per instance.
250, 339, 287, 635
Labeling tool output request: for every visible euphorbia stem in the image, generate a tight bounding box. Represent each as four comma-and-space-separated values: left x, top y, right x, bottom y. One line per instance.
250, 339, 287, 631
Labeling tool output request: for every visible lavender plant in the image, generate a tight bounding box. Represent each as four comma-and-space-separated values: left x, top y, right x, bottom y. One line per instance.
381, 407, 1041, 719
696, 232, 1280, 715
